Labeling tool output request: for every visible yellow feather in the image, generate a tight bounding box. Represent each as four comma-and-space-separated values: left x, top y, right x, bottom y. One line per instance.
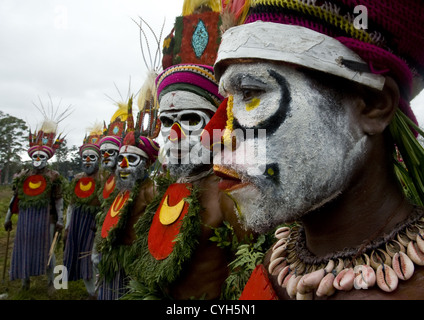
86, 121, 104, 137
182, 0, 221, 15
110, 102, 128, 122
137, 70, 159, 112
40, 119, 58, 134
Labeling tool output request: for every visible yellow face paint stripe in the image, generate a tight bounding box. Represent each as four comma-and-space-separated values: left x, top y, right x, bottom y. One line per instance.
225, 191, 243, 219
246, 97, 261, 111
223, 95, 234, 148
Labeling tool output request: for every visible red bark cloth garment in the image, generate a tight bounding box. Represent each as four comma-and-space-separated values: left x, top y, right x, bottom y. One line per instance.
101, 190, 131, 238
239, 264, 278, 300
148, 183, 192, 260
74, 177, 96, 198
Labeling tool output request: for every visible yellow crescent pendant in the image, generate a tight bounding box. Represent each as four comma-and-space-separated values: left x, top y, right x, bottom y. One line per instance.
105, 177, 114, 190
80, 181, 93, 192
29, 181, 42, 189
159, 195, 185, 225
110, 193, 129, 218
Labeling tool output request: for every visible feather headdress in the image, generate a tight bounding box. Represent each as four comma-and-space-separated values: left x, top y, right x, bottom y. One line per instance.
99, 97, 128, 151
182, 0, 221, 15
80, 121, 103, 156
28, 95, 73, 159
134, 17, 165, 139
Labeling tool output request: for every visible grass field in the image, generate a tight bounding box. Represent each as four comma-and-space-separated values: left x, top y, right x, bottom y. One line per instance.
0, 185, 91, 300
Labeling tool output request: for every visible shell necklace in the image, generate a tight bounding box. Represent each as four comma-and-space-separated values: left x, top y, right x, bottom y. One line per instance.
268, 207, 424, 300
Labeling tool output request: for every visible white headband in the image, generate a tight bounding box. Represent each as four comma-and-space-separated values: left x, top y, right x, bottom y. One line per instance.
215, 21, 385, 90
119, 145, 148, 159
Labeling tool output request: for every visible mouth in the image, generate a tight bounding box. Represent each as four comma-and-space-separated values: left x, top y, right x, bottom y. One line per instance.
213, 165, 248, 191
119, 172, 130, 180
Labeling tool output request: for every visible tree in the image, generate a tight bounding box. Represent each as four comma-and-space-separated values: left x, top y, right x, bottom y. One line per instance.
53, 141, 81, 180
0, 111, 28, 184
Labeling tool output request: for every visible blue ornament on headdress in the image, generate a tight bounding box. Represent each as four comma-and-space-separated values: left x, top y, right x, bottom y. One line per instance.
192, 20, 209, 58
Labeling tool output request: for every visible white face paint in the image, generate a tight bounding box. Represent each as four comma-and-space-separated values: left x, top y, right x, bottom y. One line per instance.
31, 151, 49, 170
81, 149, 100, 175
100, 143, 119, 170
215, 62, 369, 233
116, 152, 147, 190
159, 91, 214, 177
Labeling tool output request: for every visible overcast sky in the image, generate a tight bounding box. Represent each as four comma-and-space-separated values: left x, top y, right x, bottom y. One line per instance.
0, 0, 184, 160
1, 0, 424, 161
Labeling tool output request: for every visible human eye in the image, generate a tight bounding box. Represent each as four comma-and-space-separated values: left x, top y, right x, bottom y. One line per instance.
239, 77, 266, 102
240, 87, 265, 102
160, 115, 174, 128
180, 113, 201, 126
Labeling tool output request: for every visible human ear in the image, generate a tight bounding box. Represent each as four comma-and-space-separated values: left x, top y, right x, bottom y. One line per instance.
358, 77, 400, 135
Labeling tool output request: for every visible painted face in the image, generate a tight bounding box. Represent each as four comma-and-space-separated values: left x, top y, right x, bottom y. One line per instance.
159, 91, 214, 177
100, 143, 119, 170
115, 152, 147, 190
214, 62, 369, 233
31, 151, 49, 170
81, 149, 100, 175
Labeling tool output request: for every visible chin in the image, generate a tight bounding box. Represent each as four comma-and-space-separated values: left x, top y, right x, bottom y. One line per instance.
102, 162, 115, 170
230, 184, 276, 233
214, 163, 312, 233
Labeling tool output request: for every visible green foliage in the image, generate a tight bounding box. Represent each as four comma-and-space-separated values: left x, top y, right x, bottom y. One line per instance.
389, 109, 424, 206
0, 111, 28, 163
127, 177, 203, 298
0, 111, 29, 184
220, 230, 276, 300
209, 221, 239, 252
122, 279, 167, 300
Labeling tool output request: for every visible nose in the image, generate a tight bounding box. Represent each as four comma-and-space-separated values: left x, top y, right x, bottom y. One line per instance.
200, 97, 236, 151
103, 153, 110, 159
85, 156, 91, 162
120, 156, 129, 168
169, 122, 186, 143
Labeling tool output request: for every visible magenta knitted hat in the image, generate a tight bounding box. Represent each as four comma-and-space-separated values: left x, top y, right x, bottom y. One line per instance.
219, 0, 424, 123
155, 63, 224, 111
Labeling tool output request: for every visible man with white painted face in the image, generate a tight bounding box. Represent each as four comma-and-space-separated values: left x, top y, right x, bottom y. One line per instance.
91, 103, 127, 282
63, 127, 102, 299
96, 97, 160, 300
129, 63, 252, 300
3, 115, 66, 292
128, 1, 254, 300
98, 103, 127, 203
202, 0, 424, 300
